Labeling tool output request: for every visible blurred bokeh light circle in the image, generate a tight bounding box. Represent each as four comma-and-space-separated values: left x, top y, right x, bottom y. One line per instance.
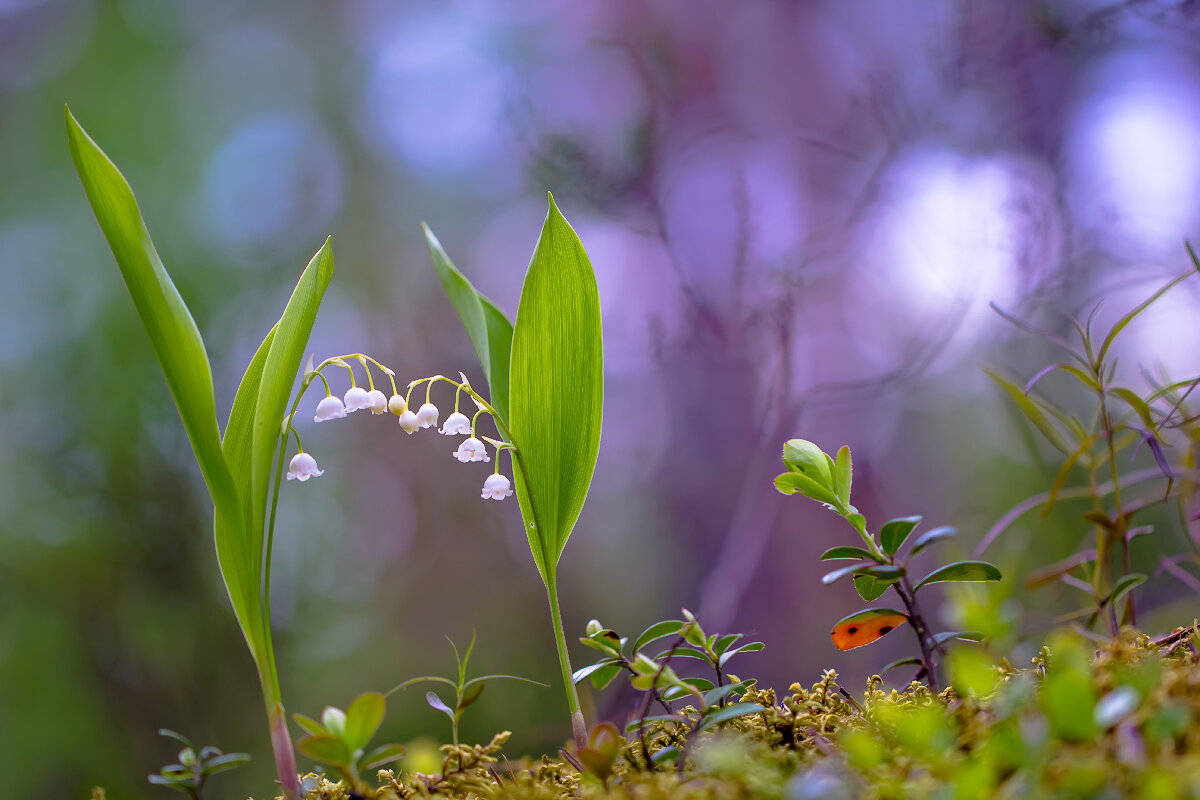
196, 112, 345, 267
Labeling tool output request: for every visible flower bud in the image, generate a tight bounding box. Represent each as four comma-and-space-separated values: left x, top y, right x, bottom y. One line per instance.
388, 394, 408, 415
366, 389, 388, 414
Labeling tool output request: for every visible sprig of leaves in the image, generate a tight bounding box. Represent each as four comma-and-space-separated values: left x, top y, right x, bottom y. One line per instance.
292, 693, 405, 793
389, 633, 547, 747
148, 729, 249, 799
775, 439, 1001, 690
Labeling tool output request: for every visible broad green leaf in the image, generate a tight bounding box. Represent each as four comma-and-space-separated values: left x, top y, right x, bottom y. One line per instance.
344, 692, 386, 752
633, 620, 685, 653
854, 573, 898, 602
249, 240, 334, 622
66, 108, 238, 520
65, 110, 270, 666
880, 515, 922, 557
915, 560, 1002, 590
820, 545, 877, 561
508, 195, 603, 578
423, 223, 514, 423
782, 439, 833, 486
774, 471, 841, 508
910, 526, 956, 556
833, 446, 852, 504
297, 735, 350, 766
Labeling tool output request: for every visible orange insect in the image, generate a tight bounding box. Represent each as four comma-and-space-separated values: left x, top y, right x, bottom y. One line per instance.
831, 609, 909, 651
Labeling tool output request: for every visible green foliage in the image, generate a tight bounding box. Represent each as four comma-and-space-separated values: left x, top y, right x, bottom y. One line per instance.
388, 634, 547, 747
68, 108, 335, 799
776, 438, 1002, 689
292, 692, 405, 793
427, 195, 604, 742
148, 729, 250, 799
983, 247, 1200, 634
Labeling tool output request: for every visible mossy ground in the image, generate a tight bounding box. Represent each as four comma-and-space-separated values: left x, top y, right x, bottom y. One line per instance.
250, 629, 1200, 800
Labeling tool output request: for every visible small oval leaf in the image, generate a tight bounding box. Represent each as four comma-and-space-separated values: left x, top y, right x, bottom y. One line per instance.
910, 526, 957, 556
915, 561, 1003, 590
820, 546, 878, 562
880, 516, 922, 557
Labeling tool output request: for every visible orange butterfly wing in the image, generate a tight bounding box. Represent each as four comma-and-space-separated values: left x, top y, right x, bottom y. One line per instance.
831, 609, 908, 651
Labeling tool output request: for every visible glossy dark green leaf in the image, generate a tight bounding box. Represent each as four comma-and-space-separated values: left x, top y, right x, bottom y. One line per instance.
633, 620, 685, 654
459, 681, 485, 710
915, 561, 1003, 590
854, 572, 898, 602
880, 515, 922, 557
423, 223, 514, 423
713, 633, 742, 655
718, 642, 764, 668
820, 546, 878, 561
589, 662, 623, 691
508, 195, 604, 580
882, 656, 924, 673
203, 753, 251, 774
822, 564, 868, 585
343, 692, 386, 752
910, 526, 957, 556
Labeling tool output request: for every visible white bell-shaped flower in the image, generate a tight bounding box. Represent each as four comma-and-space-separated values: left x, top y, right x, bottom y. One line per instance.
388, 394, 407, 416
344, 386, 372, 412
314, 395, 347, 422
366, 389, 388, 414
440, 412, 472, 436
453, 437, 491, 463
415, 402, 439, 429
481, 473, 513, 500
398, 410, 419, 434
286, 452, 324, 482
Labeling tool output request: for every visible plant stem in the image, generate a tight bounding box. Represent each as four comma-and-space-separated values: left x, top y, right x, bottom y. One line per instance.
267, 701, 300, 800
546, 574, 587, 749
894, 578, 938, 693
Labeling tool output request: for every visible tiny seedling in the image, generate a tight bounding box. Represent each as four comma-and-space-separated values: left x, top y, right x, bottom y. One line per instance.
292, 692, 405, 793
147, 729, 249, 799
775, 439, 1002, 689
389, 633, 548, 747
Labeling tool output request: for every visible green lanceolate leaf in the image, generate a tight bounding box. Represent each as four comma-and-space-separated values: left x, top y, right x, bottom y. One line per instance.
250, 240, 334, 605
65, 109, 260, 650
508, 195, 603, 579
880, 515, 923, 557
423, 224, 514, 423
915, 560, 1003, 590
833, 446, 852, 504
65, 109, 242, 553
